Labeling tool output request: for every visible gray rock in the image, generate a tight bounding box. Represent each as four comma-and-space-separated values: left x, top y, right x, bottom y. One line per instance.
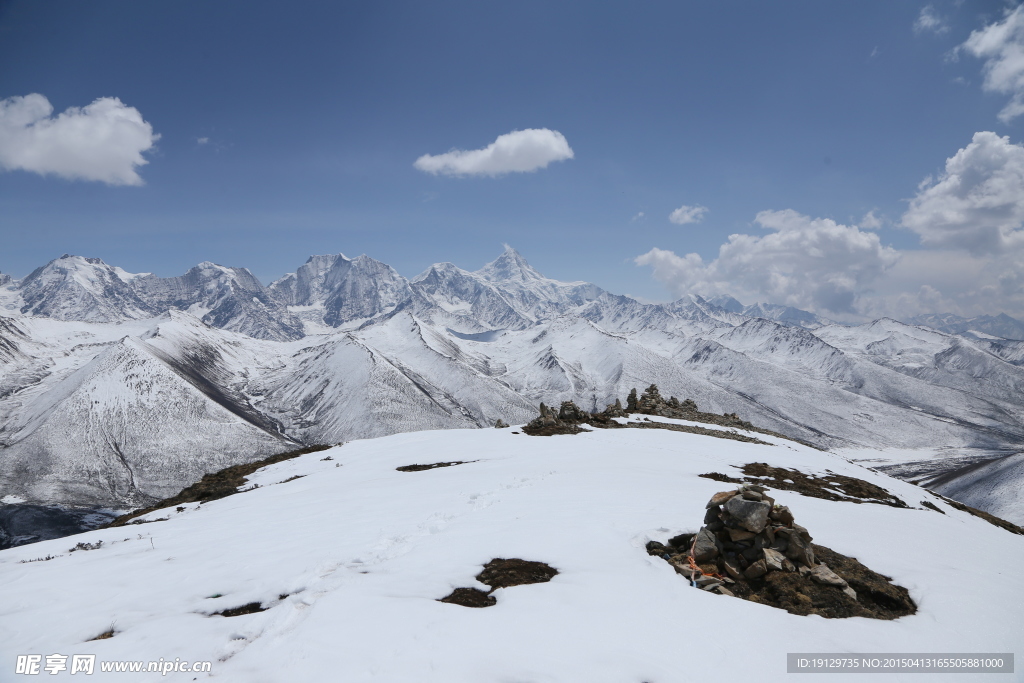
810, 563, 848, 587
741, 490, 763, 501
494, 419, 509, 428
704, 506, 721, 524
727, 527, 756, 542
668, 556, 694, 579
769, 505, 794, 526
691, 527, 719, 563
715, 585, 735, 597
777, 527, 815, 566
784, 532, 815, 568
695, 575, 721, 588
706, 490, 738, 509
744, 559, 767, 579
762, 547, 786, 572
723, 557, 743, 581
843, 586, 858, 600
724, 496, 772, 533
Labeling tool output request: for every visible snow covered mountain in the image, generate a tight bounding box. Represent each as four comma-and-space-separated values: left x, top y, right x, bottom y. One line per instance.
907, 312, 1024, 341
1, 247, 1023, 524
3, 425, 1021, 681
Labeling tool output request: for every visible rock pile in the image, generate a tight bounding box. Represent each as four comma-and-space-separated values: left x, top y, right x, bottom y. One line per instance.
628, 384, 753, 430
648, 485, 917, 619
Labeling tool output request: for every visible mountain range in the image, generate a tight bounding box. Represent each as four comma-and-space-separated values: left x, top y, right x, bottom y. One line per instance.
1, 248, 1023, 524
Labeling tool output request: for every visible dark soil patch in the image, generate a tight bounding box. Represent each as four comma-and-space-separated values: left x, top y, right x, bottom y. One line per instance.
437, 558, 559, 608
933, 493, 1023, 535
648, 540, 915, 620
87, 628, 115, 641
438, 587, 496, 608
396, 461, 475, 472
105, 444, 331, 527
279, 475, 305, 483
477, 558, 559, 589
522, 422, 589, 436
627, 420, 771, 445
920, 500, 945, 514
699, 463, 908, 508
212, 602, 266, 617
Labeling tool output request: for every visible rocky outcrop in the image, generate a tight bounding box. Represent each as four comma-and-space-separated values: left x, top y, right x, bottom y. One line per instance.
647, 485, 916, 619
631, 384, 754, 430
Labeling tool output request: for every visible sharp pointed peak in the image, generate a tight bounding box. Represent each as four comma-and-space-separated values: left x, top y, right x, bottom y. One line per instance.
477, 245, 542, 282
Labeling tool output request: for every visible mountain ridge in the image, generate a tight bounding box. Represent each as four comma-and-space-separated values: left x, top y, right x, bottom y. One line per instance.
1, 248, 1023, 524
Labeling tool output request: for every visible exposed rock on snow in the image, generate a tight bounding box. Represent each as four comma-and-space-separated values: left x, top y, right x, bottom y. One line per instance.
648, 484, 916, 619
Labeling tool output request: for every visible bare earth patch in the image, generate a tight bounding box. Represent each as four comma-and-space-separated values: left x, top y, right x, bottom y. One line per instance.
211, 602, 266, 617
699, 462, 908, 508
438, 558, 559, 608
396, 461, 475, 472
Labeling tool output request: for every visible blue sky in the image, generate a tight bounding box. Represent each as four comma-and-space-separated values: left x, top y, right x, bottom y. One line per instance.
2, 0, 1023, 319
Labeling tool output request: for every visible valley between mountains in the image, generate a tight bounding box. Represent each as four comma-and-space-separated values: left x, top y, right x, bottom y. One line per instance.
1, 247, 1023, 528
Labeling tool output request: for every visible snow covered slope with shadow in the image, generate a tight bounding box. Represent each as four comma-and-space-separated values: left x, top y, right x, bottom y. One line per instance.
1, 426, 1020, 682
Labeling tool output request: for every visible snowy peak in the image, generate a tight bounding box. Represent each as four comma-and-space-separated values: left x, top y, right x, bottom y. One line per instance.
269, 253, 412, 329
18, 254, 153, 322
706, 294, 827, 329
269, 253, 350, 306
908, 312, 1024, 341
134, 262, 303, 341
476, 246, 545, 284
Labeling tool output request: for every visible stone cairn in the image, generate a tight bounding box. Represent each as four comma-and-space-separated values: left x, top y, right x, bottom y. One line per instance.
661, 484, 857, 600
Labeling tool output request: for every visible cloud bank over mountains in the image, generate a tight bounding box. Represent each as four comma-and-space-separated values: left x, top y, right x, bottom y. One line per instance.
638, 132, 1024, 321
0, 94, 159, 185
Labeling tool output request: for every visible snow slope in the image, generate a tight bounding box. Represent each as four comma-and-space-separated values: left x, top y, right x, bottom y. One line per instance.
1, 426, 1020, 682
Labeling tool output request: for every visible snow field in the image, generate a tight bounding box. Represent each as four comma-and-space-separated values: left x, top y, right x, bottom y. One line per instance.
2, 427, 1022, 682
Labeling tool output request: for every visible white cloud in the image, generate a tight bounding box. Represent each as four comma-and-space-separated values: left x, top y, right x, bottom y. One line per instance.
413, 128, 573, 177
859, 210, 883, 230
631, 211, 645, 222
636, 210, 900, 315
636, 133, 1024, 320
197, 137, 209, 145
901, 131, 1024, 255
914, 5, 950, 36
959, 5, 1024, 122
0, 93, 159, 185
668, 204, 708, 225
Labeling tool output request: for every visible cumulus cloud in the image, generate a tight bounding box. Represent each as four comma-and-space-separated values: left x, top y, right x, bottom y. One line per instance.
959, 5, 1024, 122
859, 210, 883, 230
0, 93, 159, 185
413, 128, 573, 177
914, 5, 949, 36
668, 204, 708, 225
635, 210, 900, 315
636, 132, 1024, 320
901, 131, 1024, 255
